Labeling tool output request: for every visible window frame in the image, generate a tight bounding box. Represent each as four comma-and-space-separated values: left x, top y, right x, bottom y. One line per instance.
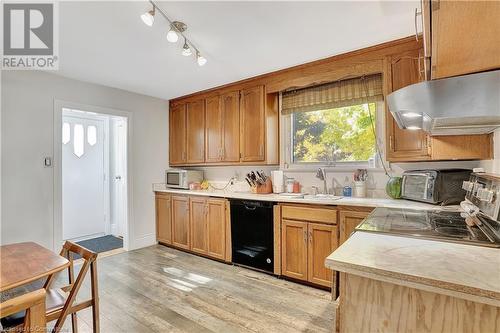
281, 100, 386, 171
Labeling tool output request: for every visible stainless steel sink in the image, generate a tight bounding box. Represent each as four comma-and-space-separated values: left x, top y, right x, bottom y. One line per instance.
303, 194, 343, 200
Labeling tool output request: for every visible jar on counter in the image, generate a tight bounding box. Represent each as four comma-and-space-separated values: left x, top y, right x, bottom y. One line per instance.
286, 178, 295, 193
292, 181, 300, 193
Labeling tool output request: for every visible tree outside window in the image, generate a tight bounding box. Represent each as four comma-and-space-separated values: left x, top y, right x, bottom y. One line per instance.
292, 103, 376, 164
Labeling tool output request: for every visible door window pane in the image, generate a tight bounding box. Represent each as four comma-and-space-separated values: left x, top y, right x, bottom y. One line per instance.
62, 122, 71, 144
87, 125, 97, 146
73, 124, 85, 157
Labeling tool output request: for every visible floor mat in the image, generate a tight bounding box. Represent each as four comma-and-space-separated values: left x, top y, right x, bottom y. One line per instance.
74, 235, 123, 258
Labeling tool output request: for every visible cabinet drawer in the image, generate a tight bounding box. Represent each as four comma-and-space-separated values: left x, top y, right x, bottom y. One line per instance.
282, 205, 337, 224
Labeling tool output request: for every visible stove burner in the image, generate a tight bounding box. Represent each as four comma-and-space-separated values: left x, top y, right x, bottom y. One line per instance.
435, 227, 471, 239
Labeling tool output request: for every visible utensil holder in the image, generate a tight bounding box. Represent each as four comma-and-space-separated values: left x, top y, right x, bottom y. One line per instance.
353, 181, 367, 198
251, 178, 273, 194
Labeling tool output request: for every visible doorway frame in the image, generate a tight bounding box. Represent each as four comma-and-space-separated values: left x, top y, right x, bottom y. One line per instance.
53, 99, 134, 251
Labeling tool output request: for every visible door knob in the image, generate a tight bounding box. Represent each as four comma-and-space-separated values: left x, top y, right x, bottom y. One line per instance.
115, 176, 122, 180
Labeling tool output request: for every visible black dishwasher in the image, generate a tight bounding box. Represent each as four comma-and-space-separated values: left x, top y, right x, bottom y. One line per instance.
230, 199, 274, 273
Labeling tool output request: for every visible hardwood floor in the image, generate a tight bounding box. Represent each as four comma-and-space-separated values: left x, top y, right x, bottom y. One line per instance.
64, 245, 335, 332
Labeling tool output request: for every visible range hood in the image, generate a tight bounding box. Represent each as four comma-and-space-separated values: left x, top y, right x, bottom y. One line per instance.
387, 70, 500, 135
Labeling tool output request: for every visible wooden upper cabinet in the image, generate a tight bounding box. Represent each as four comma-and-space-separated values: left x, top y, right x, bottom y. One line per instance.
169, 104, 186, 165
386, 49, 430, 162
186, 99, 205, 164
221, 91, 240, 162
430, 0, 500, 79
156, 193, 172, 245
307, 223, 337, 287
281, 220, 308, 281
205, 96, 223, 163
206, 199, 226, 260
171, 196, 190, 250
189, 197, 208, 254
240, 85, 265, 162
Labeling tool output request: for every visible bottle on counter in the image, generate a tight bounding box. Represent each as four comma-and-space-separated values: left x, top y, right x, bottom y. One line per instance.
286, 178, 295, 193
342, 177, 352, 197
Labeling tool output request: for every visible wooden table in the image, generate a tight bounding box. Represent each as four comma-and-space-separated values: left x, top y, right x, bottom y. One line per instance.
1, 242, 69, 292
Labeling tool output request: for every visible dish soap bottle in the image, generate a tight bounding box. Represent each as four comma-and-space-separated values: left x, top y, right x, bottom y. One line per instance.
342, 177, 352, 197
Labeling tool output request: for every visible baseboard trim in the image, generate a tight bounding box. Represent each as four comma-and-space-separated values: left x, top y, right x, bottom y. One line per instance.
132, 233, 156, 250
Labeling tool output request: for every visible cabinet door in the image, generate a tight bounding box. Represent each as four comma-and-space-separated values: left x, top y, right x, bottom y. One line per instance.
339, 210, 371, 246
169, 104, 186, 165
171, 196, 190, 250
307, 223, 337, 287
240, 86, 265, 162
190, 197, 208, 254
386, 50, 430, 162
221, 91, 240, 162
431, 1, 500, 79
206, 199, 226, 260
281, 219, 308, 281
186, 99, 205, 163
156, 194, 172, 244
205, 96, 223, 163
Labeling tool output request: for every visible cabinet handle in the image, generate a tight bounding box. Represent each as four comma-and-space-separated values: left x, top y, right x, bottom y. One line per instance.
389, 135, 393, 151
414, 7, 422, 41
309, 231, 312, 243
303, 230, 307, 243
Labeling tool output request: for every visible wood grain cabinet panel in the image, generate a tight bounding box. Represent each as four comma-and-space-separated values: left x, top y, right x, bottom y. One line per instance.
307, 223, 337, 287
339, 210, 372, 246
156, 193, 172, 244
169, 104, 186, 165
171, 196, 190, 250
430, 0, 500, 79
240, 85, 265, 162
431, 134, 493, 161
205, 96, 223, 163
221, 91, 240, 162
186, 99, 205, 163
386, 49, 430, 162
281, 220, 308, 281
206, 199, 226, 260
189, 197, 208, 254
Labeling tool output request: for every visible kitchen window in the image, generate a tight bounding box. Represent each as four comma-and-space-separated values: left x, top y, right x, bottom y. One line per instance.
281, 74, 384, 169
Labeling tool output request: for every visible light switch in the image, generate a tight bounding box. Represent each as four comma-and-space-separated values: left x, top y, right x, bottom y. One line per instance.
44, 157, 52, 167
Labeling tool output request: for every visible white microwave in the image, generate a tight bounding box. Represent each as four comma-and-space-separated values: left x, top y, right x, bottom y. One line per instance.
165, 169, 203, 189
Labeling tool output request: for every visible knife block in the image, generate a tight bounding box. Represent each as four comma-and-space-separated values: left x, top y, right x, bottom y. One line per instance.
251, 178, 273, 194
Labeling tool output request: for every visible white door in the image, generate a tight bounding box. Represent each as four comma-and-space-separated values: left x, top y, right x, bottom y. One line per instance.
111, 119, 127, 237
62, 115, 106, 240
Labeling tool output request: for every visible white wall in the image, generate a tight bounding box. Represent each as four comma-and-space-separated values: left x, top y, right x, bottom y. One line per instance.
1, 71, 169, 250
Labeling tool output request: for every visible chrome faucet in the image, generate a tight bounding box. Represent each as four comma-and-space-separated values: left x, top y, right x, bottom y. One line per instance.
315, 168, 328, 194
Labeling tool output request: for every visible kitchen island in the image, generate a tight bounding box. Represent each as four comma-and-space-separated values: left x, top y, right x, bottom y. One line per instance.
326, 232, 500, 333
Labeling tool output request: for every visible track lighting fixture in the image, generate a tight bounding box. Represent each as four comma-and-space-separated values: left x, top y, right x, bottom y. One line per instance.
141, 5, 155, 27
140, 0, 207, 66
197, 52, 207, 66
182, 39, 192, 56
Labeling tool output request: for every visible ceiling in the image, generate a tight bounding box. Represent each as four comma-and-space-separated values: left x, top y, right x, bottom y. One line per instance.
58, 1, 419, 101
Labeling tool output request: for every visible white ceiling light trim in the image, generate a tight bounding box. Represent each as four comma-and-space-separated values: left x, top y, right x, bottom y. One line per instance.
141, 0, 207, 66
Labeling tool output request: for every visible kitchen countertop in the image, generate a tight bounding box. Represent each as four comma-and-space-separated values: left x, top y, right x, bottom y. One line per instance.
153, 183, 455, 210
325, 232, 500, 306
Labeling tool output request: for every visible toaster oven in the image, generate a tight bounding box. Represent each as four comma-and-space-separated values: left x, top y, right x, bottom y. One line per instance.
165, 169, 203, 189
401, 169, 471, 205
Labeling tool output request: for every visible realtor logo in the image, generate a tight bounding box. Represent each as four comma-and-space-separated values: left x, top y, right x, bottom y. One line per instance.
2, 2, 59, 69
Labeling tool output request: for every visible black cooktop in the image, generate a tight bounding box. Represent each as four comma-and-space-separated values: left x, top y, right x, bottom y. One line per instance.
356, 208, 500, 247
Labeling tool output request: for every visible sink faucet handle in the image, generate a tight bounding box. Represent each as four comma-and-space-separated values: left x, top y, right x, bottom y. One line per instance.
311, 186, 319, 195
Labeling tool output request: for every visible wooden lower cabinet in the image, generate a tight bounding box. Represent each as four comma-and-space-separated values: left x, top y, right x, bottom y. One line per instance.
281, 220, 308, 281
339, 209, 373, 246
156, 193, 172, 244
206, 199, 226, 260
156, 193, 228, 262
190, 197, 208, 254
308, 223, 337, 287
171, 195, 190, 250
281, 205, 338, 288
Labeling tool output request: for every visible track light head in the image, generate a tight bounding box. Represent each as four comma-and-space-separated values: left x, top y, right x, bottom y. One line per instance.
141, 6, 155, 27
182, 39, 192, 56
197, 52, 207, 66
